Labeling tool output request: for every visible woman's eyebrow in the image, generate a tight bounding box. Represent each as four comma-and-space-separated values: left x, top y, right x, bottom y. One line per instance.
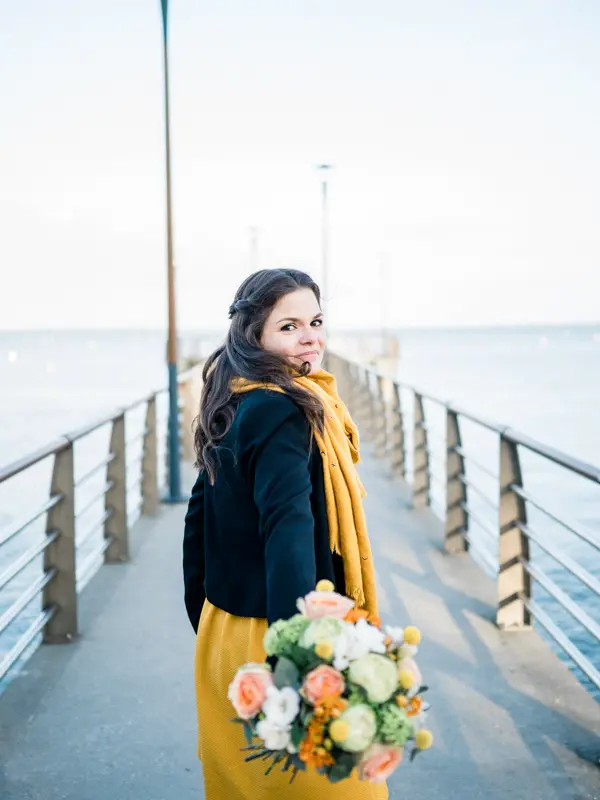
276, 313, 323, 324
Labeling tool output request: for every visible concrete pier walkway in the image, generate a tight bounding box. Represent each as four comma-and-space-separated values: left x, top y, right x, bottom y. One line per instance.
1, 455, 599, 799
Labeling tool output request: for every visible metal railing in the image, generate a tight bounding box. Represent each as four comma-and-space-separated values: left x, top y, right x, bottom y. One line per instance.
0, 364, 203, 683
329, 352, 600, 693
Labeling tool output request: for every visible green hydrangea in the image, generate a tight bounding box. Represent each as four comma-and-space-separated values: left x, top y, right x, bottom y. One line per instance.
263, 614, 310, 657
377, 704, 414, 747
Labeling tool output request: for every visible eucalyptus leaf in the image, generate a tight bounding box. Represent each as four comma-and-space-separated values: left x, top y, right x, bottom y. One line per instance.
328, 761, 354, 783
242, 721, 254, 746
245, 749, 269, 762
273, 656, 300, 689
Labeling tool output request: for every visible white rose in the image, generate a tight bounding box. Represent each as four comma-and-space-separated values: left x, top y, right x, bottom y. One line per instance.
384, 624, 405, 647
337, 704, 377, 752
353, 618, 386, 654
262, 685, 300, 727
348, 653, 398, 703
256, 718, 291, 751
333, 619, 386, 671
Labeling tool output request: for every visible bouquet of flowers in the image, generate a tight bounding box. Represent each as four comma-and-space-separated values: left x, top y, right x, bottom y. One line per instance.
228, 580, 432, 784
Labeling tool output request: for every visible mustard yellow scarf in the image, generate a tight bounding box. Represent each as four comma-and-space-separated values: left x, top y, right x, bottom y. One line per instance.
232, 369, 378, 615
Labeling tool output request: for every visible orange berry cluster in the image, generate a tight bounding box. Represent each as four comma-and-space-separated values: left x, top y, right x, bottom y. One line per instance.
299, 694, 348, 769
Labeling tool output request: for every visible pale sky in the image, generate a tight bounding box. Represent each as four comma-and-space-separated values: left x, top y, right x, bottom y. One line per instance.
1, 0, 599, 331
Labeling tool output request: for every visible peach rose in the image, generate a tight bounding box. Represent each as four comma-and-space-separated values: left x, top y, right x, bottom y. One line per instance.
359, 744, 403, 783
397, 657, 422, 690
297, 591, 355, 620
227, 663, 273, 720
302, 664, 345, 705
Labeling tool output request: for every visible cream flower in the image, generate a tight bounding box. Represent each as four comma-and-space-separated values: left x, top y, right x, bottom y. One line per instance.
299, 616, 348, 649
348, 653, 398, 703
336, 704, 377, 752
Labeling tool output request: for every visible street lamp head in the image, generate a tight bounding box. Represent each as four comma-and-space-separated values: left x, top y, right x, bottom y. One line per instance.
317, 164, 333, 172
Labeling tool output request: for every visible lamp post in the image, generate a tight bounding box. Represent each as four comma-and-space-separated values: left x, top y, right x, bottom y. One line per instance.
249, 226, 259, 273
317, 165, 332, 314
160, 0, 184, 502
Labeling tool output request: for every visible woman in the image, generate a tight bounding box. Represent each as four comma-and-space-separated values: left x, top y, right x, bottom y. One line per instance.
183, 268, 387, 799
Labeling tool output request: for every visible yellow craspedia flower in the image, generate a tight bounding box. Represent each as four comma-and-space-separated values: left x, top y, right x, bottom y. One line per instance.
315, 640, 334, 660
403, 626, 422, 646
324, 738, 333, 751
415, 729, 433, 750
398, 670, 414, 690
395, 694, 408, 708
316, 579, 335, 592
329, 719, 350, 743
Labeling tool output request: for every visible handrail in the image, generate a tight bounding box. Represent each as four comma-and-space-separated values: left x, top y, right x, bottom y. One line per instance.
340, 352, 599, 483
0, 438, 70, 485
328, 350, 600, 698
511, 485, 600, 552
0, 359, 205, 684
504, 428, 600, 484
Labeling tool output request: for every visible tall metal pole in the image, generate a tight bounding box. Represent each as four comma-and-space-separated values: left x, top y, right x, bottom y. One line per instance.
317, 165, 332, 314
160, 1, 184, 502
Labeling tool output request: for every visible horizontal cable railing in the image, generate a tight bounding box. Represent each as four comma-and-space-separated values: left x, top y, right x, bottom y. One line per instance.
329, 352, 600, 695
0, 363, 204, 685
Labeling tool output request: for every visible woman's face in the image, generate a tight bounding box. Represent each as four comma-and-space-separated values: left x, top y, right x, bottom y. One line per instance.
260, 288, 325, 373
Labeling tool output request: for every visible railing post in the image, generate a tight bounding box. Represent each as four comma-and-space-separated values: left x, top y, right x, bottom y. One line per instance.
445, 409, 468, 553
356, 369, 372, 440
105, 413, 129, 563
374, 375, 388, 459
389, 383, 406, 480
179, 375, 196, 462
498, 435, 531, 629
412, 393, 430, 508
141, 395, 159, 516
346, 363, 360, 420
43, 441, 78, 643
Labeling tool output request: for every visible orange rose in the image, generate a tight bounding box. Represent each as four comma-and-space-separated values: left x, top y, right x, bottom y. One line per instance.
302, 665, 345, 705
227, 663, 273, 720
298, 591, 355, 620
359, 743, 403, 783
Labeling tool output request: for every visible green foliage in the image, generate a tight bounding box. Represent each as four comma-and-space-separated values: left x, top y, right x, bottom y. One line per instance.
377, 703, 414, 747
273, 656, 300, 689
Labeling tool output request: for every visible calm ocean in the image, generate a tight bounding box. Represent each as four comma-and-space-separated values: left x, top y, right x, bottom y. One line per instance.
1, 326, 599, 695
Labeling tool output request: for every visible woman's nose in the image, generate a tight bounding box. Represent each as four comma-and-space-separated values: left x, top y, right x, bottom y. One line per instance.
299, 327, 316, 344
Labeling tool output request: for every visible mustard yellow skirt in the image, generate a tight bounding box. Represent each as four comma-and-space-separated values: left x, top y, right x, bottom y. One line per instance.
195, 600, 389, 800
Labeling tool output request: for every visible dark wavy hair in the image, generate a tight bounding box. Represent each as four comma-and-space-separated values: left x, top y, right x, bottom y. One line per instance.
194, 268, 325, 483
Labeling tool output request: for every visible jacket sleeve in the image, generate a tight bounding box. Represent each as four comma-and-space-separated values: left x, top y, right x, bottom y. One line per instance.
183, 472, 206, 632
250, 396, 317, 625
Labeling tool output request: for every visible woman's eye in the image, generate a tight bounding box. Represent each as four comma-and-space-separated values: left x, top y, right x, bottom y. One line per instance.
312, 319, 323, 327
281, 324, 295, 332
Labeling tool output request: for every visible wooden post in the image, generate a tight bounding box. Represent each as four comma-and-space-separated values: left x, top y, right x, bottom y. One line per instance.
374, 375, 388, 459
445, 409, 468, 553
43, 442, 78, 643
141, 395, 159, 516
497, 435, 531, 629
412, 393, 430, 508
390, 382, 406, 480
105, 414, 129, 563
179, 375, 192, 461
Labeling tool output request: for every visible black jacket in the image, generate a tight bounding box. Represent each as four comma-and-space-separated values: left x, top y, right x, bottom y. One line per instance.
183, 389, 345, 631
